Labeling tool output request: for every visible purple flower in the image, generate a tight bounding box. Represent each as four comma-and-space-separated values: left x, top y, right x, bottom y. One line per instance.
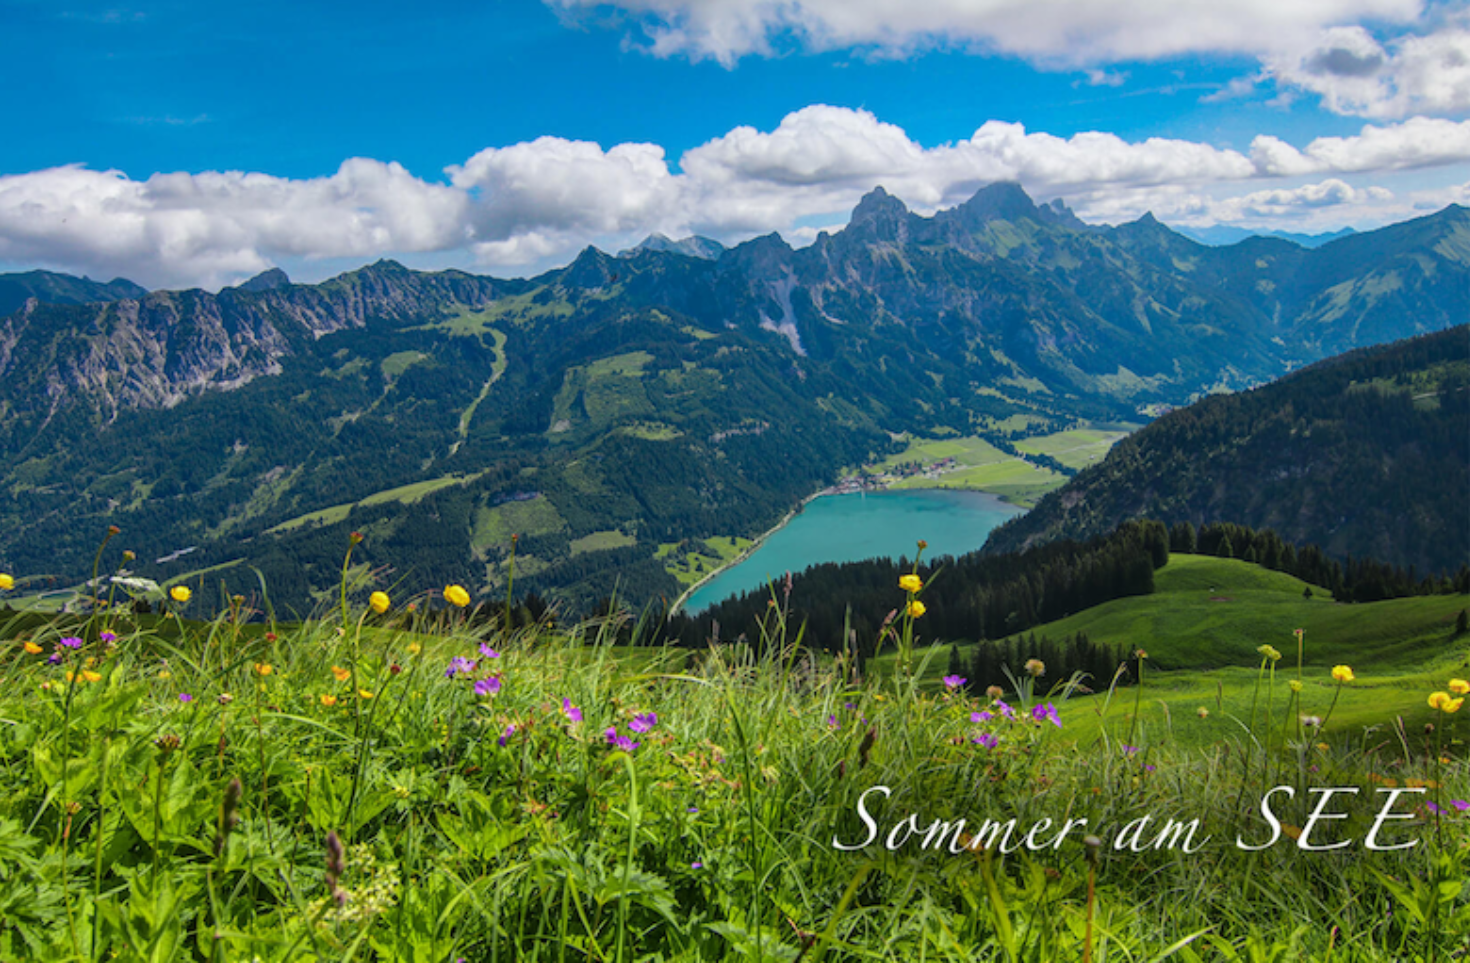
604, 727, 639, 752
59, 637, 83, 649
562, 698, 582, 723
479, 643, 500, 659
844, 702, 857, 710
1031, 703, 1062, 728
970, 710, 992, 723
973, 732, 999, 749
445, 657, 477, 679
826, 714, 839, 728
687, 805, 699, 813
1122, 745, 1140, 755
629, 712, 657, 734
691, 861, 703, 869
474, 676, 502, 698
498, 723, 516, 747
995, 700, 1015, 719
99, 632, 117, 643
1452, 800, 1470, 812
1144, 764, 1156, 772
942, 674, 966, 690
1427, 801, 1444, 815
179, 693, 193, 703
47, 653, 63, 665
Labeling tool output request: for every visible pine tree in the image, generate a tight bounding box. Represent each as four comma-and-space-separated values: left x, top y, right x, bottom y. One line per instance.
1457, 608, 1468, 636
1217, 535, 1234, 559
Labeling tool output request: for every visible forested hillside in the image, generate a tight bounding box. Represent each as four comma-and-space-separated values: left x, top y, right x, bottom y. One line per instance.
983, 327, 1470, 574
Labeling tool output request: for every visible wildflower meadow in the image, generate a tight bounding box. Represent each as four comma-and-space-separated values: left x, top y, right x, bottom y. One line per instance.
0, 532, 1467, 961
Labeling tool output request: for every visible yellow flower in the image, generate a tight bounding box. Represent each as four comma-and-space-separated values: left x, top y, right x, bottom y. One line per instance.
23, 641, 42, 654
1196, 706, 1209, 719
0, 573, 13, 591
905, 599, 926, 619
254, 662, 273, 677
81, 670, 101, 683
1450, 679, 1470, 695
158, 669, 172, 680
407, 641, 422, 656
169, 585, 191, 604
1429, 691, 1451, 710
331, 665, 351, 682
898, 574, 923, 593
320, 694, 338, 707
1331, 665, 1355, 683
358, 689, 374, 700
1445, 697, 1464, 714
444, 584, 471, 608
1257, 644, 1281, 662
369, 591, 391, 614
1289, 680, 1303, 693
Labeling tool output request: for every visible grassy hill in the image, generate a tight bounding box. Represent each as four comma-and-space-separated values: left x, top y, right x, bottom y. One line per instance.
882, 554, 1469, 745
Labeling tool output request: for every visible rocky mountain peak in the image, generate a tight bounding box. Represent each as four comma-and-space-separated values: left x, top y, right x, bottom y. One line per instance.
619, 233, 726, 261
850, 186, 909, 224
236, 267, 291, 293
953, 181, 1038, 226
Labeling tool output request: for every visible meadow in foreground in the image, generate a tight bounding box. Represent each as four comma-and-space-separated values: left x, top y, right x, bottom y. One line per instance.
0, 539, 1467, 962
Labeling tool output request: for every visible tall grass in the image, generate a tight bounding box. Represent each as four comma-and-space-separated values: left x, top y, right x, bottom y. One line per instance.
0, 542, 1467, 961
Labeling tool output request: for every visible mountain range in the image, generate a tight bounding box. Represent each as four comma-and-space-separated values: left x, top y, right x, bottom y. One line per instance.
1, 183, 1465, 615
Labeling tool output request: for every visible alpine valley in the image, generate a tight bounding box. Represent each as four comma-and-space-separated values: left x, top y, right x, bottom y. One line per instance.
1, 183, 1466, 616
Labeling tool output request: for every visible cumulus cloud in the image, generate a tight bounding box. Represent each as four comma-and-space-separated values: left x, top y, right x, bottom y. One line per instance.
1251, 117, 1470, 174
0, 159, 469, 290
544, 0, 1421, 67
2, 106, 1468, 289
1265, 22, 1470, 117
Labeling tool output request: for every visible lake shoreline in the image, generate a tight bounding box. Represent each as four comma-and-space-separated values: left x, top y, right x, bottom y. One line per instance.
670, 487, 825, 615
672, 485, 1022, 616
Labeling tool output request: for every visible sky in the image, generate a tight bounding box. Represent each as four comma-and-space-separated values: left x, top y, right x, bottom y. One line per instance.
2, 0, 1469, 289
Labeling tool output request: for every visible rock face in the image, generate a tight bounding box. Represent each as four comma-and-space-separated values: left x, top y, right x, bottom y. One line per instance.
0, 261, 518, 426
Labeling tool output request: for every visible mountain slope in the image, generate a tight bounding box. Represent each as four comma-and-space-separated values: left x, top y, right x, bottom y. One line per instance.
0, 270, 147, 316
982, 326, 1470, 574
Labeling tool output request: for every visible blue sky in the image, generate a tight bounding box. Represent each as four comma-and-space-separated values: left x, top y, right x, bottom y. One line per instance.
2, 0, 1469, 288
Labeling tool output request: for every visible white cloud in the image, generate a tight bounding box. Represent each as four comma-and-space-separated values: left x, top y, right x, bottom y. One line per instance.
1251, 117, 1470, 174
545, 0, 1421, 66
449, 137, 679, 236
1266, 23, 1470, 117
0, 159, 468, 289
1082, 68, 1128, 87
1220, 178, 1394, 217
2, 106, 1468, 289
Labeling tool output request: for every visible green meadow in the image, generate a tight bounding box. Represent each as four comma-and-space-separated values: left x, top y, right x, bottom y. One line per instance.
878, 554, 1470, 747
0, 543, 1467, 961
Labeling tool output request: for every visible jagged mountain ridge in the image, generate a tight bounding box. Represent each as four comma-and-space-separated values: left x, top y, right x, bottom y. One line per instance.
1, 184, 1465, 613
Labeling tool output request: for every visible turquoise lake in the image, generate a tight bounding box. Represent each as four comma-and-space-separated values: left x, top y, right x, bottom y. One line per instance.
681, 489, 1023, 613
